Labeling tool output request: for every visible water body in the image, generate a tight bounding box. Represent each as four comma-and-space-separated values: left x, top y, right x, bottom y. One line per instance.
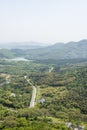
6, 57, 31, 62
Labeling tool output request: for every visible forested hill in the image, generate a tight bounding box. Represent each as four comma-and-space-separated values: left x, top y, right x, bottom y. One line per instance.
0, 39, 87, 60
25, 39, 87, 60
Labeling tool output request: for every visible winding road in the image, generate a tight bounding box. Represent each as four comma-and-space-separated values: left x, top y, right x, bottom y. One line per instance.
26, 67, 54, 108
29, 67, 54, 108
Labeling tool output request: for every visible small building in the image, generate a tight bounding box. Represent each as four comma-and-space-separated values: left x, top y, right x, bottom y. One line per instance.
66, 122, 72, 127
74, 128, 79, 130
10, 93, 16, 97
66, 122, 84, 130
79, 126, 84, 130
38, 98, 45, 104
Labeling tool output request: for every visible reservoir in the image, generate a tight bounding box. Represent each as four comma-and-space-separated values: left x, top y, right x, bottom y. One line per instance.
5, 57, 31, 62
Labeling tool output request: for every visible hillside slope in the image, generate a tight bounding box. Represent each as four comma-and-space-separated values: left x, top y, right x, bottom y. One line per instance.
0, 39, 87, 60
24, 39, 87, 60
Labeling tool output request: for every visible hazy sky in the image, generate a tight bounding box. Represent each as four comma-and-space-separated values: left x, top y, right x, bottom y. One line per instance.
0, 0, 87, 44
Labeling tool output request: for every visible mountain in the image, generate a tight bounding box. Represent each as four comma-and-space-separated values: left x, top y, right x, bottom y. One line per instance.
0, 39, 87, 60
24, 39, 87, 60
0, 49, 15, 59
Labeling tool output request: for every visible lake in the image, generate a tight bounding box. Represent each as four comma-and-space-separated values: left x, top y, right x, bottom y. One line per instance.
5, 57, 31, 62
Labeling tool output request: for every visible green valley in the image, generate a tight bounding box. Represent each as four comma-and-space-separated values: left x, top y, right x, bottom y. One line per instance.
0, 58, 87, 130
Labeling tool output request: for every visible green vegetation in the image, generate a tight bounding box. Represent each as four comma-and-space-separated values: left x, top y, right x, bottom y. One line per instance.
0, 49, 15, 59
0, 40, 87, 60
0, 59, 87, 129
0, 60, 49, 75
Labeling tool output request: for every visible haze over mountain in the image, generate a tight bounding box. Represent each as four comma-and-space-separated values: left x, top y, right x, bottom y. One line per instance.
0, 41, 49, 49
23, 39, 87, 60
0, 39, 87, 60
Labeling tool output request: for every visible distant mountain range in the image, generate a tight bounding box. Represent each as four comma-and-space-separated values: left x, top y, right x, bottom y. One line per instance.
0, 39, 87, 60
0, 41, 48, 49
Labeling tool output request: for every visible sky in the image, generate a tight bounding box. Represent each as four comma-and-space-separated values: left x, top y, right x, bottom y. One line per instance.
0, 0, 87, 44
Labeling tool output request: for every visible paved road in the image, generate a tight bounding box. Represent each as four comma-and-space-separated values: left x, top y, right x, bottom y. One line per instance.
49, 67, 54, 73
26, 79, 36, 108
29, 85, 36, 108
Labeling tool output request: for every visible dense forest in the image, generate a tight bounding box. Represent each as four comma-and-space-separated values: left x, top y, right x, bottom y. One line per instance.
0, 59, 87, 130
